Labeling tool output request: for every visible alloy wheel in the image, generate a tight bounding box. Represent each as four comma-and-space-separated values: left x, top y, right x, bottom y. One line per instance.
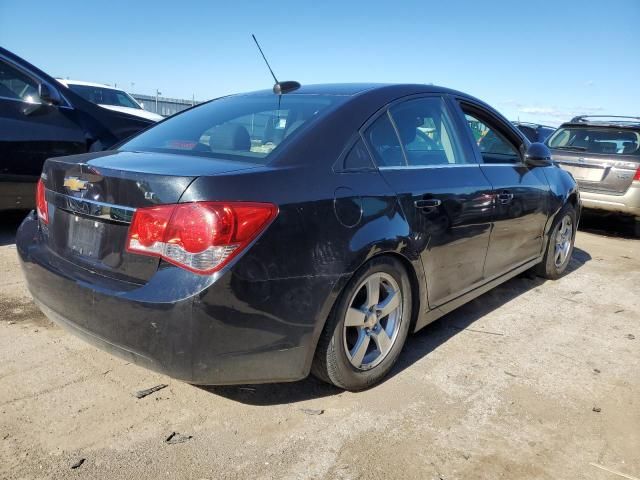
554, 215, 573, 267
343, 272, 403, 370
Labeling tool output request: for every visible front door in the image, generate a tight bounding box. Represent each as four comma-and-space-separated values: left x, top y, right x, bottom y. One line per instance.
364, 95, 494, 308
457, 103, 550, 278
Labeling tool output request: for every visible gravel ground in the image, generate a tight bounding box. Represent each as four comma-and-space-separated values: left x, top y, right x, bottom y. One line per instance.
0, 212, 638, 480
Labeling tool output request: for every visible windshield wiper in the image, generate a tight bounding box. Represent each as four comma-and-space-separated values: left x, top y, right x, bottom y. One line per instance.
553, 145, 587, 151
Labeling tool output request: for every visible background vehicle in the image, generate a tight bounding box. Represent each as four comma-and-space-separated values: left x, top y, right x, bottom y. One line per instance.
546, 116, 640, 235
17, 83, 579, 391
57, 79, 163, 122
513, 121, 556, 143
0, 47, 155, 211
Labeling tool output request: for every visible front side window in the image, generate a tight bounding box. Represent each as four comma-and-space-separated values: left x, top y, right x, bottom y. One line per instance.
547, 127, 640, 157
0, 59, 40, 103
120, 94, 345, 164
465, 113, 520, 164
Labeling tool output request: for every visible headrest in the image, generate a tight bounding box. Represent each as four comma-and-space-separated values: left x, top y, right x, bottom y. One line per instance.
370, 117, 400, 147
210, 123, 251, 151
394, 114, 420, 144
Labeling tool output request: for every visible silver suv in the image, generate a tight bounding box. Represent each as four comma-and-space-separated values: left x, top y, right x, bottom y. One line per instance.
547, 116, 640, 235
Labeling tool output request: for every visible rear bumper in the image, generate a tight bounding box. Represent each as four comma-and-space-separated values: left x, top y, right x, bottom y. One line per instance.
580, 182, 640, 217
17, 213, 341, 384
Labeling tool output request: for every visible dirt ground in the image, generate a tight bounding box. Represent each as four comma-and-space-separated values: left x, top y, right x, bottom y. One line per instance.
0, 212, 638, 480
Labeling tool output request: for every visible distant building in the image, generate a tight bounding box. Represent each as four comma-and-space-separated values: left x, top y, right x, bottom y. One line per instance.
130, 93, 202, 117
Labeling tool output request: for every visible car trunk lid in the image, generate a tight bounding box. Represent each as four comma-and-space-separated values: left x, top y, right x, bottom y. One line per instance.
551, 149, 640, 195
41, 150, 260, 284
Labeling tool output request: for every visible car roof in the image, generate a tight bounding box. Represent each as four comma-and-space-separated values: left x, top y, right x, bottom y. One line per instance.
57, 79, 123, 90
561, 116, 640, 129
512, 121, 556, 129
240, 83, 468, 97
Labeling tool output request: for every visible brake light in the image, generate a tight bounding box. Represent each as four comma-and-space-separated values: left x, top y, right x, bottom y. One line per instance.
36, 179, 49, 224
634, 166, 640, 182
126, 202, 278, 274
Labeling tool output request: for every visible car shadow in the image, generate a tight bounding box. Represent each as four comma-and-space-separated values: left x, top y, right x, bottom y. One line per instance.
201, 248, 591, 406
0, 210, 27, 247
390, 246, 591, 379
579, 211, 638, 239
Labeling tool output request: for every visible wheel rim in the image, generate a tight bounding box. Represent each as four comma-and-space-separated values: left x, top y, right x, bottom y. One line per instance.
343, 272, 403, 371
554, 215, 573, 267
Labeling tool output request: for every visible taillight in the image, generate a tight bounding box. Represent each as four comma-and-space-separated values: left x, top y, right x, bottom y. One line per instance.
634, 166, 640, 182
36, 179, 49, 224
126, 202, 278, 274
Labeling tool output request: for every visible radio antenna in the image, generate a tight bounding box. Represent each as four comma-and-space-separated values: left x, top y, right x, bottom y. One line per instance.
252, 34, 279, 84
251, 34, 301, 95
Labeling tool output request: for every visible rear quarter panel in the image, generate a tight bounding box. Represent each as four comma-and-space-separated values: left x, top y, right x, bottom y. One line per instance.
542, 164, 580, 232
180, 163, 425, 379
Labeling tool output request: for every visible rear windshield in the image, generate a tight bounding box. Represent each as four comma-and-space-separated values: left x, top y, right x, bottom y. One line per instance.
68, 84, 141, 109
547, 127, 640, 156
119, 94, 344, 164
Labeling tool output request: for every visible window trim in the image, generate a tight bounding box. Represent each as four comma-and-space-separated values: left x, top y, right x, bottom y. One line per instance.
360, 93, 479, 171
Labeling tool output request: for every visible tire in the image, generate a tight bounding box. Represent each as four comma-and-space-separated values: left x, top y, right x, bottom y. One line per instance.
634, 218, 640, 238
312, 256, 412, 391
535, 204, 577, 279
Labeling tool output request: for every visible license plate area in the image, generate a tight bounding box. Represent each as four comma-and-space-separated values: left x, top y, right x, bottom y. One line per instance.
67, 215, 105, 259
561, 164, 605, 182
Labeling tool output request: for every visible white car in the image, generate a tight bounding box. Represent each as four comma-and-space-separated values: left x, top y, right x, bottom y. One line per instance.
57, 79, 163, 122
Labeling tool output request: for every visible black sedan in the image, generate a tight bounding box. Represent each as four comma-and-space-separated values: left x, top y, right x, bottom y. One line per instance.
17, 83, 580, 391
0, 47, 155, 212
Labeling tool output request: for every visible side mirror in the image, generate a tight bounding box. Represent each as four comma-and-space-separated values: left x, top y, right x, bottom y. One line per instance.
38, 83, 62, 106
525, 142, 552, 167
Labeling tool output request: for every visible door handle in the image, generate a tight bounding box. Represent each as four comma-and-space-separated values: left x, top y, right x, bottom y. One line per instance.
414, 199, 442, 210
497, 192, 514, 204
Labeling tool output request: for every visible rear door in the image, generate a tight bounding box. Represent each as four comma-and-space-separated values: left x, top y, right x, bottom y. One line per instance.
455, 101, 550, 279
364, 95, 494, 308
547, 126, 640, 195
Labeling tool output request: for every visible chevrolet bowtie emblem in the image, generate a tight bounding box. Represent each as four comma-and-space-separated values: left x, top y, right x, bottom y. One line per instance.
63, 176, 89, 192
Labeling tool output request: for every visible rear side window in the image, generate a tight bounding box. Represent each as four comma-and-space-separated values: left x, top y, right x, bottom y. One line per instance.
389, 97, 465, 166
342, 139, 374, 170
365, 113, 404, 167
0, 59, 40, 103
365, 97, 465, 167
547, 127, 640, 156
120, 94, 345, 164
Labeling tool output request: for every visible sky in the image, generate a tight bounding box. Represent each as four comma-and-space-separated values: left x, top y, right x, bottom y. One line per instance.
1, 0, 639, 126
